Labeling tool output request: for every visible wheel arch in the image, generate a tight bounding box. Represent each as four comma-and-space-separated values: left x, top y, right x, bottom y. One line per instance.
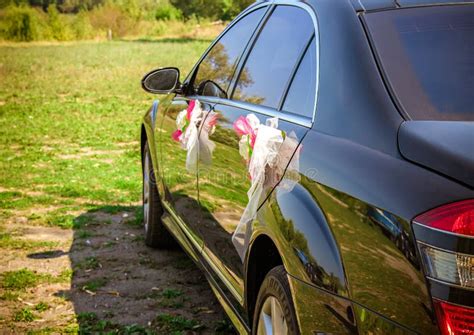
244, 181, 351, 324
140, 124, 147, 164
244, 233, 284, 324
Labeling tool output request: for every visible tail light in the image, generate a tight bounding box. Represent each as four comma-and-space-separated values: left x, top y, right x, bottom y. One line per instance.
433, 300, 474, 335
414, 200, 474, 334
415, 200, 474, 288
415, 199, 474, 237
418, 244, 473, 288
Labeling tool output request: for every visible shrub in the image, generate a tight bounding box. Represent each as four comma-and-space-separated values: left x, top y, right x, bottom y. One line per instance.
13, 307, 37, 322
155, 3, 182, 21
2, 5, 40, 41
71, 9, 95, 39
88, 3, 135, 38
47, 4, 71, 40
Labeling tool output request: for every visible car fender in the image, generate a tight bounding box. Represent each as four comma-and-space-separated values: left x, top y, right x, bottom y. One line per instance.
250, 183, 349, 297
141, 100, 164, 195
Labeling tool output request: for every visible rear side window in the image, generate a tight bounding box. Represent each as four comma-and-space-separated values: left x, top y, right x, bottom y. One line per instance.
193, 8, 265, 96
233, 6, 314, 108
282, 38, 316, 118
365, 6, 474, 121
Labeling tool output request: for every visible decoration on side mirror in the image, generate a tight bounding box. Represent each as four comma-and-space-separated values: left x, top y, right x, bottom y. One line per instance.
232, 113, 301, 260
171, 100, 218, 172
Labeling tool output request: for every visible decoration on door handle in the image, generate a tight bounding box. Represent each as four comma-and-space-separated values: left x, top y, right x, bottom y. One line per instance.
232, 113, 301, 260
171, 100, 218, 172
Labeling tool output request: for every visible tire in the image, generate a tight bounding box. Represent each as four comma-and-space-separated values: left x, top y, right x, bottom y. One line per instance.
142, 141, 174, 248
252, 266, 300, 335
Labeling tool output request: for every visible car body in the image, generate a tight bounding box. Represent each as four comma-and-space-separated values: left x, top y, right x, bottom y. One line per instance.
140, 0, 474, 334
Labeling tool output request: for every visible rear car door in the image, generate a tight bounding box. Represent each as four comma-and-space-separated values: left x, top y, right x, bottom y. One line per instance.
196, 4, 317, 305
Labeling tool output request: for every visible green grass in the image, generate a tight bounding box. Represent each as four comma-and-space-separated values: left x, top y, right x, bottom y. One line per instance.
162, 288, 183, 299
0, 291, 20, 301
13, 307, 37, 322
154, 314, 203, 333
159, 288, 185, 309
0, 40, 210, 222
34, 302, 50, 312
0, 39, 227, 333
78, 256, 100, 270
1, 269, 41, 290
0, 231, 59, 250
81, 278, 107, 292
76, 312, 152, 334
1, 268, 73, 292
77, 229, 93, 239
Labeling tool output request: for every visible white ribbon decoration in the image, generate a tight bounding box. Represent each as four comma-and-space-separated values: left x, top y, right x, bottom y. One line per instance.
175, 100, 217, 172
232, 115, 301, 260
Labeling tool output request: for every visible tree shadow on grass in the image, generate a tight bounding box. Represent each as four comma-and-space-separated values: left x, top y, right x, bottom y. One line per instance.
44, 205, 234, 334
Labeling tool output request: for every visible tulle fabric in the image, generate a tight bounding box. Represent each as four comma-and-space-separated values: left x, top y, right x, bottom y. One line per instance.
172, 100, 217, 172
232, 115, 300, 260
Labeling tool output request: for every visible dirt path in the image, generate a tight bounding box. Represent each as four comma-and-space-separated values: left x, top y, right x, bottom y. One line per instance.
0, 208, 235, 334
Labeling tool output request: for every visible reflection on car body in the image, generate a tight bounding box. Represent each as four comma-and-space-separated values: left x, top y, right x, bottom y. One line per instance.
139, 1, 474, 334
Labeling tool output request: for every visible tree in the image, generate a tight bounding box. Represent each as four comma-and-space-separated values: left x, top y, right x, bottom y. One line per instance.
170, 0, 252, 21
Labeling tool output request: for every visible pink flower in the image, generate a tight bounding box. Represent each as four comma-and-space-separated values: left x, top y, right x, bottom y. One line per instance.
207, 113, 218, 127
233, 116, 257, 148
171, 129, 182, 142
186, 100, 195, 120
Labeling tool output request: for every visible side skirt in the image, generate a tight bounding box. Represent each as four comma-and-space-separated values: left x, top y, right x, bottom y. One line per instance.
160, 203, 250, 334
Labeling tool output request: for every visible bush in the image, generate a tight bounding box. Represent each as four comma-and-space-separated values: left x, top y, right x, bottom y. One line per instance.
155, 3, 181, 21
71, 9, 95, 39
2, 5, 41, 41
88, 3, 135, 38
48, 4, 73, 40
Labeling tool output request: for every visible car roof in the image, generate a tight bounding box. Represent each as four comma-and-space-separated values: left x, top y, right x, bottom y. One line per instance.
254, 0, 474, 12
349, 0, 474, 11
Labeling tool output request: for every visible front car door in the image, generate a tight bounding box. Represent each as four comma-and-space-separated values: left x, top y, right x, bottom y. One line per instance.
159, 6, 270, 260
196, 3, 317, 309
158, 97, 216, 250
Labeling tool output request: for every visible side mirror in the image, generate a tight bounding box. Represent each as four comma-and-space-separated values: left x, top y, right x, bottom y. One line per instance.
141, 67, 181, 94
198, 80, 228, 99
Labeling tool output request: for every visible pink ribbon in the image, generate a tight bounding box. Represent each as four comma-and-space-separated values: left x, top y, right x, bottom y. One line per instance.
186, 100, 195, 121
233, 116, 257, 148
171, 129, 182, 142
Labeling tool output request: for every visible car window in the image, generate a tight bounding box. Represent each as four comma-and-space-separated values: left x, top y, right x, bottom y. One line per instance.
232, 6, 314, 108
365, 6, 474, 121
282, 38, 316, 118
193, 8, 265, 97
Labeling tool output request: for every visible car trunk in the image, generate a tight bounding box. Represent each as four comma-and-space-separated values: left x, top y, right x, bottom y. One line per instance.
398, 121, 474, 188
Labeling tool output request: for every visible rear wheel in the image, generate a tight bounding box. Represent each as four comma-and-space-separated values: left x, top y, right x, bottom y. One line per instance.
253, 266, 299, 335
142, 141, 174, 248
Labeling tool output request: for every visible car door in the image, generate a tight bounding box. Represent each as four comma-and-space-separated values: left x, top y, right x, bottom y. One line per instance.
158, 97, 215, 249
196, 4, 317, 304
159, 6, 269, 253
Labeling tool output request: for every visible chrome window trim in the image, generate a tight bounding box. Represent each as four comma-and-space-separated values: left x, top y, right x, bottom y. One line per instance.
229, 1, 320, 126
176, 95, 312, 128
183, 3, 271, 90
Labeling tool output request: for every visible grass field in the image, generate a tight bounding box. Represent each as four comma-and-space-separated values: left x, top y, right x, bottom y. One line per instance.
0, 39, 235, 334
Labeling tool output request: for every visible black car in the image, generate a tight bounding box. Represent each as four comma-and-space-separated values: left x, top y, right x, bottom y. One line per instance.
139, 1, 474, 334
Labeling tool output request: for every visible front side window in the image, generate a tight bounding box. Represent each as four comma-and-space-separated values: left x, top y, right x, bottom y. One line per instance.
233, 6, 314, 108
193, 8, 265, 97
365, 6, 474, 121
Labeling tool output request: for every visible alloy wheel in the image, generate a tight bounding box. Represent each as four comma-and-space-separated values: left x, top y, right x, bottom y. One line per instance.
257, 296, 288, 335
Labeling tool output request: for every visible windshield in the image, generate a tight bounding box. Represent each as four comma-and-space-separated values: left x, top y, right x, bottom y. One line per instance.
365, 6, 474, 121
